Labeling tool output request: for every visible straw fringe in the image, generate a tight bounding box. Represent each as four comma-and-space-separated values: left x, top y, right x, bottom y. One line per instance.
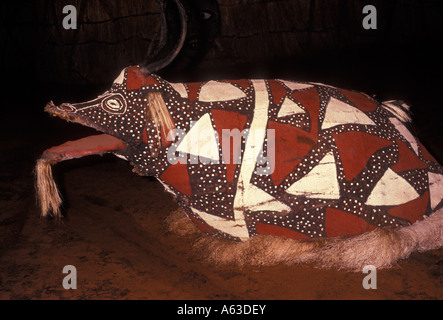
166, 208, 443, 272
147, 92, 175, 146
34, 158, 63, 218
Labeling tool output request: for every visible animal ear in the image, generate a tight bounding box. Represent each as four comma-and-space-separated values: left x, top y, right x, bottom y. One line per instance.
126, 66, 160, 91
143, 91, 175, 157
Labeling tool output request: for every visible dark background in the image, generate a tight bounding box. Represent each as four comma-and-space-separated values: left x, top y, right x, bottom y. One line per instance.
1, 0, 442, 160
0, 0, 442, 300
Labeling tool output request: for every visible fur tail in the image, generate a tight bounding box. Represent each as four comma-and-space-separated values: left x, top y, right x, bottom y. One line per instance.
167, 208, 443, 272
34, 158, 63, 218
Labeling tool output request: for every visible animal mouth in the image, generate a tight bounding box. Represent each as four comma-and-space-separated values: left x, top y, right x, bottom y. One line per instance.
35, 101, 129, 219
43, 101, 129, 163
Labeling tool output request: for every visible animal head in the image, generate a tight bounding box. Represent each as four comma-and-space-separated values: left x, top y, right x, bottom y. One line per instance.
45, 66, 175, 160
36, 0, 190, 218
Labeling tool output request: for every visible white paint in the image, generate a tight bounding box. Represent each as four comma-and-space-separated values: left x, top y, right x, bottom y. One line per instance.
366, 168, 420, 206
243, 185, 291, 212
230, 80, 270, 240
277, 97, 306, 118
169, 82, 188, 98
190, 207, 250, 239
113, 69, 126, 85
382, 101, 411, 123
176, 113, 219, 162
286, 151, 341, 199
199, 81, 246, 102
389, 117, 419, 155
428, 172, 443, 210
322, 97, 376, 130
278, 80, 314, 91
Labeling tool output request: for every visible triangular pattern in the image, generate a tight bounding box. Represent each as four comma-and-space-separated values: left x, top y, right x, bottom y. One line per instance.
389, 117, 419, 155
169, 82, 188, 98
277, 97, 306, 118
113, 69, 125, 85
388, 191, 429, 223
286, 151, 340, 199
199, 81, 246, 102
339, 89, 378, 112
160, 163, 191, 196
325, 207, 375, 237
176, 113, 219, 161
244, 185, 291, 212
333, 131, 393, 181
322, 97, 376, 130
268, 80, 287, 105
211, 109, 248, 182
191, 207, 249, 240
391, 139, 428, 173
186, 82, 203, 101
428, 172, 443, 210
267, 121, 316, 186
291, 87, 320, 135
278, 80, 314, 91
366, 168, 420, 206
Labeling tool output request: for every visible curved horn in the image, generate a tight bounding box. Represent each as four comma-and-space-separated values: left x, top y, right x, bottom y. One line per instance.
140, 0, 187, 76
145, 0, 168, 63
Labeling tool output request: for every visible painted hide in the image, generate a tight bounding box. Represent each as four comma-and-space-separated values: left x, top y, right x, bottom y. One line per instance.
48, 66, 443, 242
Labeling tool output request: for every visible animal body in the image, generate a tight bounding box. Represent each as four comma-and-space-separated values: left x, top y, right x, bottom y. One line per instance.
35, 0, 443, 270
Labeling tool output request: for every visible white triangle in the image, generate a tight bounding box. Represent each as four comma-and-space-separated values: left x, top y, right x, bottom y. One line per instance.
322, 97, 376, 129
286, 151, 340, 199
191, 207, 250, 240
389, 117, 419, 155
366, 168, 420, 206
199, 81, 246, 102
428, 172, 443, 210
169, 82, 188, 98
113, 69, 125, 85
176, 113, 219, 161
242, 185, 291, 212
278, 80, 314, 91
277, 97, 306, 118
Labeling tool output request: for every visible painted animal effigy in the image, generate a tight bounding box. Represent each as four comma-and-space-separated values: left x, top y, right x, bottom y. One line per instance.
35, 0, 442, 271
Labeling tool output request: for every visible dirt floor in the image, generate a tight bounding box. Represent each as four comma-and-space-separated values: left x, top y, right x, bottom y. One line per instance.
0, 103, 442, 302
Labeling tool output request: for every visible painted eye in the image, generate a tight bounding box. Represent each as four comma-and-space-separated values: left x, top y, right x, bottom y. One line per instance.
106, 99, 121, 111
102, 94, 127, 114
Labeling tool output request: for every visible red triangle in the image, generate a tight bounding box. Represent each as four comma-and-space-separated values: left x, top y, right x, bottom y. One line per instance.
339, 89, 378, 112
160, 163, 192, 196
392, 139, 429, 173
325, 207, 375, 237
388, 191, 429, 224
290, 87, 320, 135
268, 80, 287, 105
268, 121, 317, 186
186, 82, 203, 101
211, 109, 248, 182
126, 66, 159, 90
256, 222, 310, 240
333, 131, 393, 181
